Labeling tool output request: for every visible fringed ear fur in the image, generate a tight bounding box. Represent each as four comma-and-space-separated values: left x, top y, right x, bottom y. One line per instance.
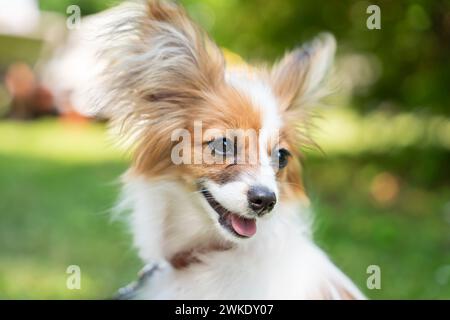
90, 0, 226, 174
271, 33, 336, 112
92, 0, 225, 137
269, 33, 336, 159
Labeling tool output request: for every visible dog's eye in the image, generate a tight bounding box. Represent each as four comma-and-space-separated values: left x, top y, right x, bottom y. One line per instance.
208, 137, 234, 156
275, 148, 291, 169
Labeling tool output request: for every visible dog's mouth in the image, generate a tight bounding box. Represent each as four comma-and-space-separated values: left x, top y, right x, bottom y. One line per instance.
200, 188, 257, 238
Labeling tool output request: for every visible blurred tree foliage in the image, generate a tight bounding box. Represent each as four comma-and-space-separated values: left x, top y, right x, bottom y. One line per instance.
39, 0, 118, 16
39, 0, 450, 115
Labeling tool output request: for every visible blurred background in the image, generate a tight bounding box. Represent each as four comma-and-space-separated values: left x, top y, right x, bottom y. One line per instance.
0, 0, 449, 299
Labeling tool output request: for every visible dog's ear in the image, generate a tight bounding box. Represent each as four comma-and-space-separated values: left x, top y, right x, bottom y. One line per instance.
271, 33, 336, 112
91, 0, 225, 174
140, 0, 226, 97
93, 0, 225, 122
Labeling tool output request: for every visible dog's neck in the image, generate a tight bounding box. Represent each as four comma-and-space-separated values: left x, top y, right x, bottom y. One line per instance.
169, 242, 233, 269
125, 178, 309, 270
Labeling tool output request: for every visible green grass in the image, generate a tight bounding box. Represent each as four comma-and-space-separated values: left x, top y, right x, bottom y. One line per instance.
0, 120, 140, 299
0, 117, 449, 299
307, 156, 450, 299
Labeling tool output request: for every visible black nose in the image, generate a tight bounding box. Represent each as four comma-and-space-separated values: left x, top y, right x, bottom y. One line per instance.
247, 186, 276, 215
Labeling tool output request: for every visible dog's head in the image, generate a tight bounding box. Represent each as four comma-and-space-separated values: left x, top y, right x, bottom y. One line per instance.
97, 0, 335, 243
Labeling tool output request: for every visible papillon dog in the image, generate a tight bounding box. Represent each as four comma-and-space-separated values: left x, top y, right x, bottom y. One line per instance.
92, 0, 364, 299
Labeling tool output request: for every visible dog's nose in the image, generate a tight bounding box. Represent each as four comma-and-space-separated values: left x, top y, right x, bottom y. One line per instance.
247, 186, 276, 215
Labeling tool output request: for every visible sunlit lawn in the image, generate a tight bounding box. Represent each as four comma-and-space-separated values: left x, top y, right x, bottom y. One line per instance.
0, 120, 140, 299
0, 114, 449, 299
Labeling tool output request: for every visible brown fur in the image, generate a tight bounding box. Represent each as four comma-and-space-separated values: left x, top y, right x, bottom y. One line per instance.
100, 0, 334, 207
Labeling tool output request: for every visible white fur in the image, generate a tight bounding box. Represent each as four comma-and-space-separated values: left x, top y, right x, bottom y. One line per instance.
204, 180, 249, 214
121, 178, 364, 299
202, 74, 281, 218
122, 177, 225, 262
91, 1, 364, 300
121, 73, 362, 296
226, 71, 282, 137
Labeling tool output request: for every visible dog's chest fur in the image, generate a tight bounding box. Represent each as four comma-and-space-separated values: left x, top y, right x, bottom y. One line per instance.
120, 178, 363, 299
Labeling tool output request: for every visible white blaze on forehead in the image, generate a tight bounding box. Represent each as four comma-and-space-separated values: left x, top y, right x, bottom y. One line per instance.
226, 70, 282, 137
225, 69, 281, 197
226, 70, 282, 156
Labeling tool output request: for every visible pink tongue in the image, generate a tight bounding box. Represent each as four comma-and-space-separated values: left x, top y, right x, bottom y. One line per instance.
230, 215, 257, 237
